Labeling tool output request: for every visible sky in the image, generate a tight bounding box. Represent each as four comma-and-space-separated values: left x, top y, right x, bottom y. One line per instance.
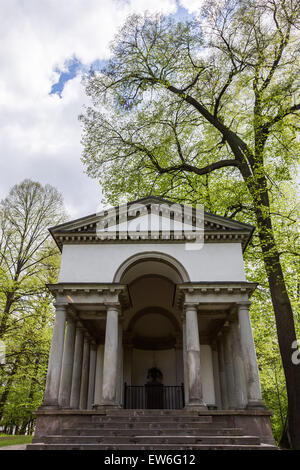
0, 0, 204, 220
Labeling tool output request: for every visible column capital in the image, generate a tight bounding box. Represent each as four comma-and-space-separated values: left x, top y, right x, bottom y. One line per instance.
83, 332, 91, 342
104, 302, 121, 314
237, 301, 251, 309
183, 303, 198, 313
75, 321, 85, 332
53, 302, 67, 311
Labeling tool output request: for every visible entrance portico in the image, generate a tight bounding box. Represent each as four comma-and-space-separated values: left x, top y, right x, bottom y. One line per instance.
43, 279, 263, 412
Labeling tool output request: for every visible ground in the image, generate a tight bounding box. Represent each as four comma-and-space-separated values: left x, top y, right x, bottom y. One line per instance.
0, 434, 32, 449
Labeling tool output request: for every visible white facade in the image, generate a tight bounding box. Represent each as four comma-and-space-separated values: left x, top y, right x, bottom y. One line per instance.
43, 197, 264, 412
58, 242, 246, 284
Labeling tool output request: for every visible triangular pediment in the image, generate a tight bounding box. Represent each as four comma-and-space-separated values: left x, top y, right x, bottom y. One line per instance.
50, 196, 254, 251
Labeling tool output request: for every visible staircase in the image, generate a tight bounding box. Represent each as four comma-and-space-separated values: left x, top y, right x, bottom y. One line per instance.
27, 410, 277, 450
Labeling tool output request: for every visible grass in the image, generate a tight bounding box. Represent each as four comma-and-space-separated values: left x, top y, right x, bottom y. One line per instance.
0, 434, 33, 447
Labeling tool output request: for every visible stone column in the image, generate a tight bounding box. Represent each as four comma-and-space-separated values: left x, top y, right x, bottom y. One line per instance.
182, 317, 189, 404
43, 303, 66, 406
217, 334, 228, 409
116, 322, 123, 406
175, 343, 184, 385
58, 314, 76, 408
123, 344, 133, 387
238, 301, 265, 408
184, 304, 206, 409
94, 344, 104, 407
87, 342, 97, 410
223, 323, 236, 409
211, 341, 222, 409
79, 335, 90, 409
102, 304, 120, 406
70, 324, 84, 409
230, 319, 248, 409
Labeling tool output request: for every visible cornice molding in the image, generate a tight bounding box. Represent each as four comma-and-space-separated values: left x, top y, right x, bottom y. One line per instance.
52, 229, 250, 251
174, 281, 257, 309
47, 282, 131, 309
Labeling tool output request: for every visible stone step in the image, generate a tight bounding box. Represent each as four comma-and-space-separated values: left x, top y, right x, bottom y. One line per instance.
27, 443, 277, 451
105, 409, 202, 416
78, 420, 217, 429
90, 415, 213, 423
62, 427, 243, 437
43, 435, 261, 445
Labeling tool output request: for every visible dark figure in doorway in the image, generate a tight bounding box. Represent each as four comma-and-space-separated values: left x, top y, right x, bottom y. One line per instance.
145, 367, 164, 409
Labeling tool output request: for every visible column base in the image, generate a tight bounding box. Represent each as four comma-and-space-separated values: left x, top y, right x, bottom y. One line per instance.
39, 399, 59, 409
185, 401, 207, 411
93, 403, 121, 410
229, 406, 247, 411
59, 405, 74, 410
246, 399, 267, 410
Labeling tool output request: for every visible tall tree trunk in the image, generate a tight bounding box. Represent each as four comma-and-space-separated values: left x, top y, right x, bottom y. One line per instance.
0, 293, 15, 338
254, 192, 300, 449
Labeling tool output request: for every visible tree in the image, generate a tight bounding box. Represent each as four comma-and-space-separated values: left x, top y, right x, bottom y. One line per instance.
80, 0, 300, 447
0, 296, 54, 432
0, 179, 65, 339
0, 180, 65, 428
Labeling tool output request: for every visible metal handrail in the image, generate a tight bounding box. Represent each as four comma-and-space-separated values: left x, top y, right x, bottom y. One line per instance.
124, 383, 185, 409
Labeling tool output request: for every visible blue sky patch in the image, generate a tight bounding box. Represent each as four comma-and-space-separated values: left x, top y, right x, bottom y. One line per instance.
50, 57, 82, 97
49, 3, 194, 98
50, 57, 108, 98
172, 3, 194, 21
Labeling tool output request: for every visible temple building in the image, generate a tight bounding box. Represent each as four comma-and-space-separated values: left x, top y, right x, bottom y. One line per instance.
28, 196, 276, 450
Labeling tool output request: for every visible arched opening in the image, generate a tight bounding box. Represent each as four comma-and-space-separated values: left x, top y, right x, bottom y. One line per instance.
116, 252, 186, 409
113, 251, 190, 283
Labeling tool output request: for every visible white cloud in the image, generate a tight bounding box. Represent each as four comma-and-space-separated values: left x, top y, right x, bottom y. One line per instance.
0, 0, 178, 219
179, 0, 205, 14
0, 74, 99, 218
